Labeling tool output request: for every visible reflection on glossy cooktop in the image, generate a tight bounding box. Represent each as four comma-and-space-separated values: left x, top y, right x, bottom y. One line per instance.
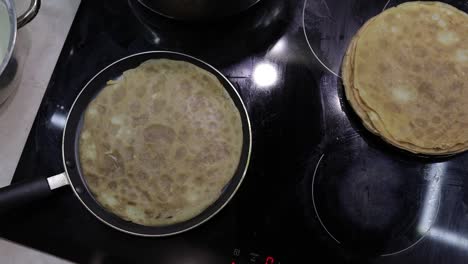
312, 145, 440, 256
301, 0, 468, 262
1, 0, 468, 263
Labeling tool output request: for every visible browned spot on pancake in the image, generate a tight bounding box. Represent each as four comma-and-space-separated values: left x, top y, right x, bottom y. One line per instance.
450, 81, 463, 92
150, 77, 167, 93
434, 45, 444, 53
413, 129, 423, 138
432, 116, 441, 124
173, 112, 182, 120
413, 46, 427, 57
188, 94, 209, 112
209, 121, 218, 129
174, 147, 187, 160
97, 105, 106, 114
100, 142, 111, 151
178, 126, 189, 141
357, 62, 368, 73
384, 102, 401, 113
432, 63, 451, 76
378, 38, 389, 48
176, 173, 188, 183
112, 87, 126, 104
360, 50, 370, 58
142, 191, 152, 202
159, 174, 173, 190
412, 64, 422, 72
385, 13, 396, 23
203, 76, 219, 89
152, 99, 166, 114
126, 190, 137, 201
85, 172, 99, 186
417, 81, 435, 100
208, 143, 230, 163
129, 101, 140, 112
194, 176, 203, 185
132, 113, 149, 127
230, 116, 239, 124
99, 151, 124, 175
144, 124, 176, 145
195, 127, 203, 137
136, 170, 149, 182
108, 181, 117, 190
122, 146, 134, 161
445, 62, 457, 74
136, 86, 147, 97
140, 149, 165, 170
100, 96, 108, 104
144, 209, 154, 217
156, 192, 169, 203
179, 80, 192, 90
407, 9, 419, 17
415, 118, 428, 128
378, 63, 389, 73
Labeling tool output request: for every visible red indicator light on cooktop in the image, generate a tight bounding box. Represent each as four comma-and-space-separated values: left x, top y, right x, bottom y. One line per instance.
265, 256, 275, 264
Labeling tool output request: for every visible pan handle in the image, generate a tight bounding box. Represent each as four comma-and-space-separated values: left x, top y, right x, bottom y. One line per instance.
17, 0, 41, 28
0, 172, 68, 211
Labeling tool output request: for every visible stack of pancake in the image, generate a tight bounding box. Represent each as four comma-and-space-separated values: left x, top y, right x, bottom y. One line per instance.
342, 1, 468, 155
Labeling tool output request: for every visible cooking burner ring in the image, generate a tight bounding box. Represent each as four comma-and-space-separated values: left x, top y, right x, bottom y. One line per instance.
311, 144, 443, 256
302, 0, 467, 77
301, 0, 416, 77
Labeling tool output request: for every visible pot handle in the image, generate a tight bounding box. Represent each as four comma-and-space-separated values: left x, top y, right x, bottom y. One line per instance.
17, 0, 41, 28
0, 172, 68, 212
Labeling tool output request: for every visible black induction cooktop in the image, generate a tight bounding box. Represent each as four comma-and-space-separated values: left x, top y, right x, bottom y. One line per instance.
2, 0, 468, 263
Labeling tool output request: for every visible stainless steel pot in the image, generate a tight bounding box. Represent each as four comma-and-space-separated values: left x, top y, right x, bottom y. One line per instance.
0, 0, 40, 104
137, 0, 261, 20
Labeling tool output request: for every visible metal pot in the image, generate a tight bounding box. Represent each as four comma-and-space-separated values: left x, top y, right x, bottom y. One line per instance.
0, 0, 40, 104
137, 0, 261, 20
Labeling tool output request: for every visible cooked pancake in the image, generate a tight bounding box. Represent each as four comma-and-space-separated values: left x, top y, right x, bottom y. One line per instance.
342, 2, 468, 155
79, 59, 243, 226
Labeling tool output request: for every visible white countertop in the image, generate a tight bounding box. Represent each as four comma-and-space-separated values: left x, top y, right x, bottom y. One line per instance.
0, 0, 80, 186
0, 0, 80, 262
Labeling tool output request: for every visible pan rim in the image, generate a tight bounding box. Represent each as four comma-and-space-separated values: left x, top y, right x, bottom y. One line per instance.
62, 50, 252, 237
135, 0, 262, 20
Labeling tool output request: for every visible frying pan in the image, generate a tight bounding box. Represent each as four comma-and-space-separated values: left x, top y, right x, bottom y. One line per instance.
0, 51, 252, 237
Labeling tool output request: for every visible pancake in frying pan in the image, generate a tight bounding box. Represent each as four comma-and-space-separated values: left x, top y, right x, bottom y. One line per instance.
79, 59, 243, 226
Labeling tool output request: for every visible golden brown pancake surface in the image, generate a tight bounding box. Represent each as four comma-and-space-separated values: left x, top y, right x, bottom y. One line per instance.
79, 59, 243, 226
342, 2, 468, 155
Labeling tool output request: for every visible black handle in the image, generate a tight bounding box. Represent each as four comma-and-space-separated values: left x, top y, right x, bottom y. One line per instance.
0, 177, 52, 211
